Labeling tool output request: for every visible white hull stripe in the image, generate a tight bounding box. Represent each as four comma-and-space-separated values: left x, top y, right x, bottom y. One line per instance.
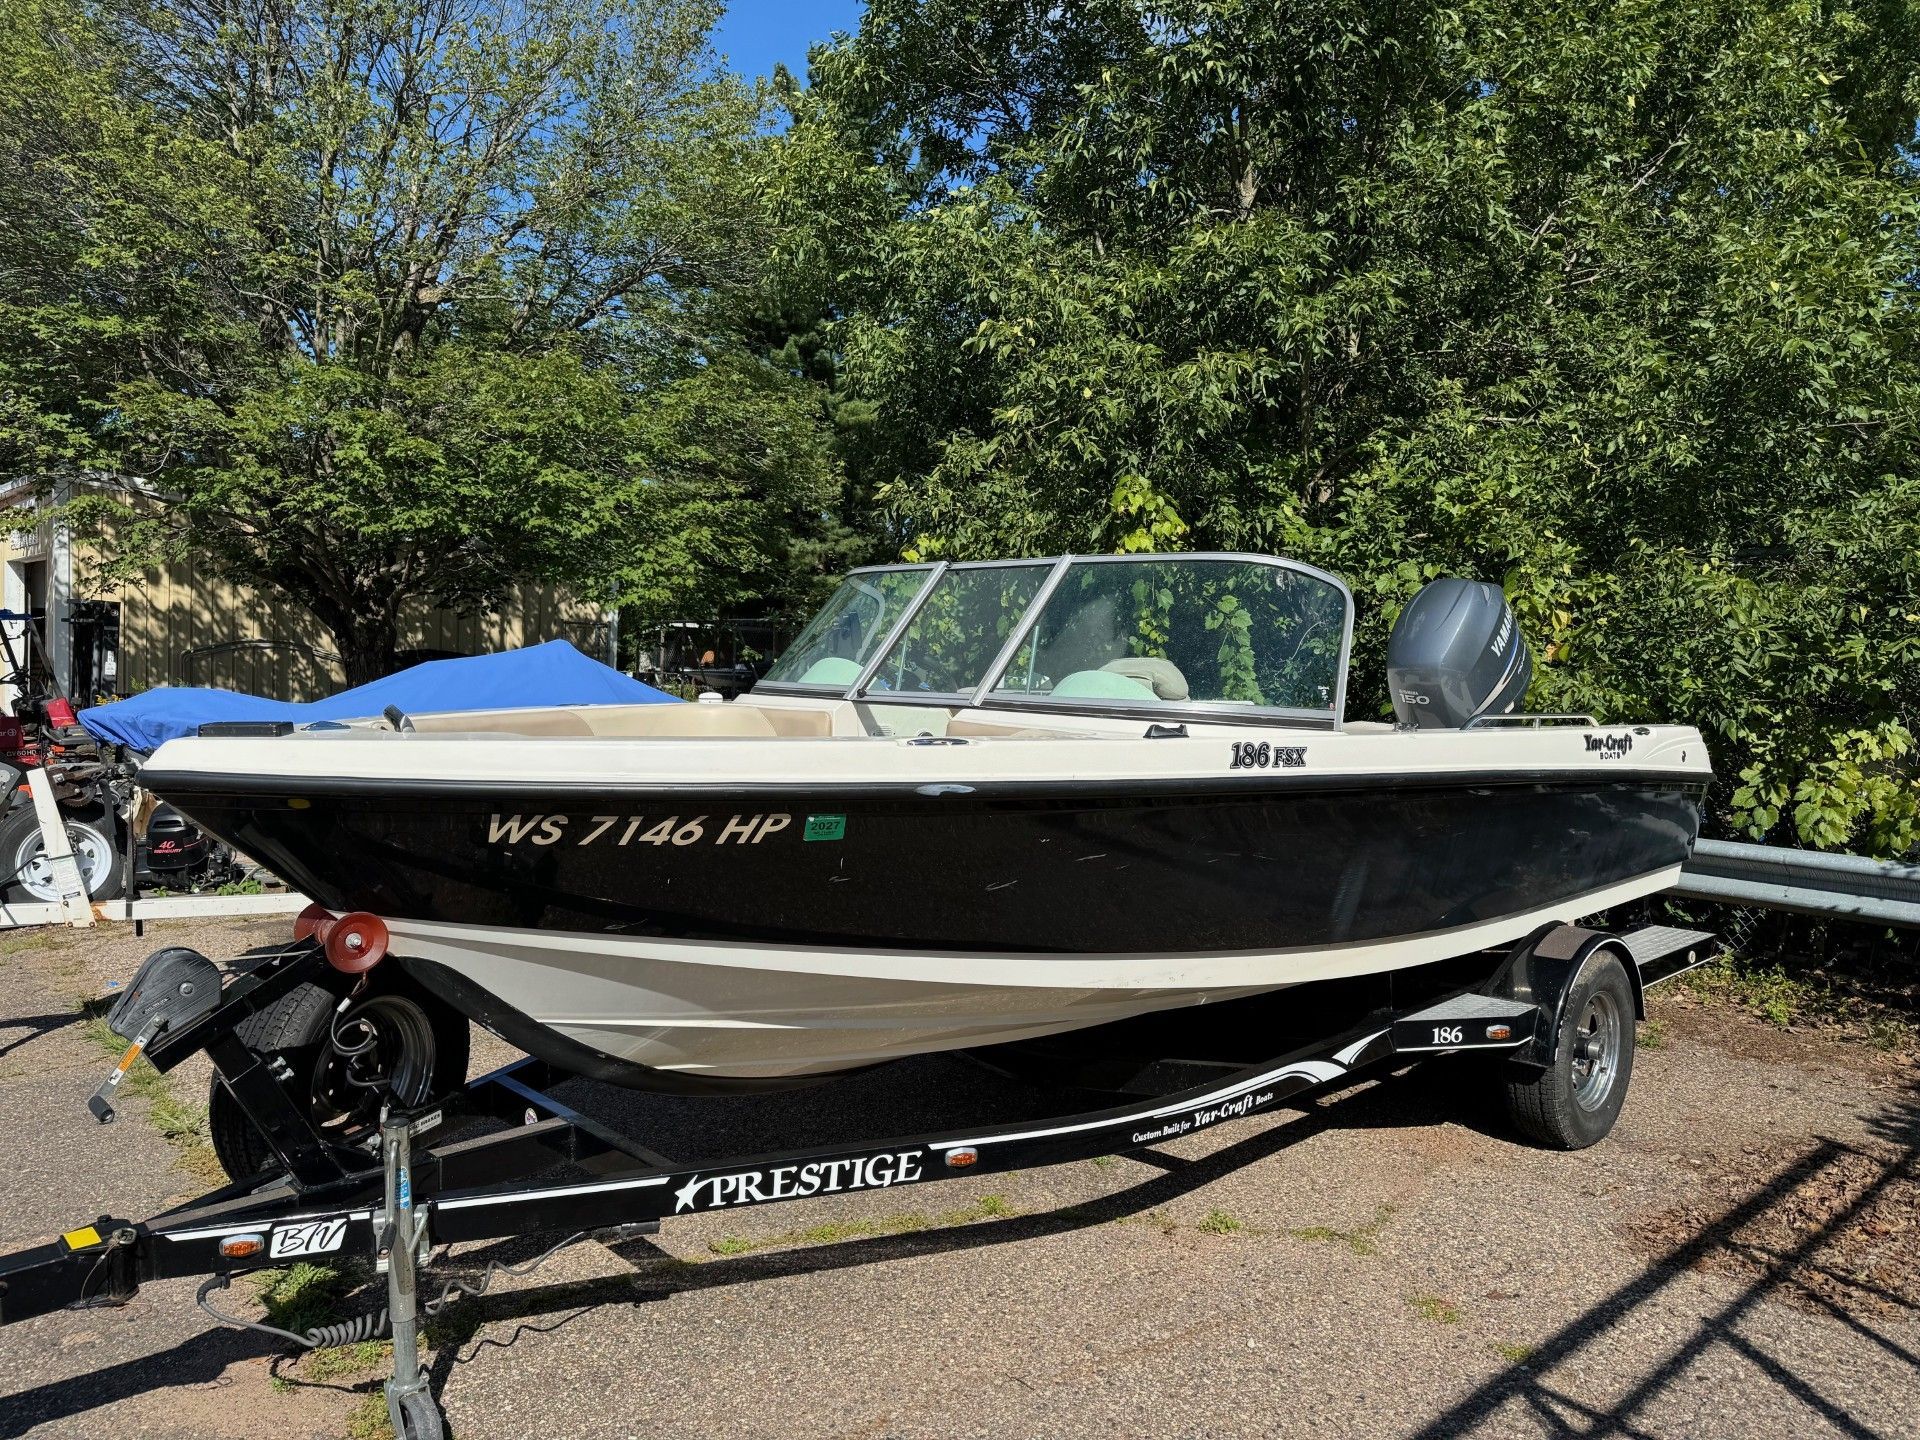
389, 867, 1682, 993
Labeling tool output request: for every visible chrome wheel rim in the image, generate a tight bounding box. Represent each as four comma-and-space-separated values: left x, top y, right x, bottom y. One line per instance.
1570, 988, 1624, 1112
11, 822, 114, 903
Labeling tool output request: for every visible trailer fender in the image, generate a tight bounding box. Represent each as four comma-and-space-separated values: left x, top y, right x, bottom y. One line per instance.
1488, 924, 1644, 1070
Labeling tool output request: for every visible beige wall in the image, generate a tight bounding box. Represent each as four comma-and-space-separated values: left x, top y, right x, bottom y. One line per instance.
2, 515, 609, 702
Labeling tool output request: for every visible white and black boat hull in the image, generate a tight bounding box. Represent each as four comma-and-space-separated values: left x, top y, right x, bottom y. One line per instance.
144, 766, 1705, 1089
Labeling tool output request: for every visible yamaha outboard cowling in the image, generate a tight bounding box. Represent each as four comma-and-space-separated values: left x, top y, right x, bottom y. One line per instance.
1386, 578, 1533, 728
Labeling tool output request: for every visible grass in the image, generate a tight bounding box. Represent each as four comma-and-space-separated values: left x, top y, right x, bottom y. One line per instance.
299, 1339, 391, 1382
1683, 958, 1806, 1028
705, 1194, 1016, 1257
1289, 1204, 1396, 1257
256, 1263, 351, 1337
344, 1393, 394, 1440
1409, 1294, 1462, 1325
1638, 1017, 1670, 1050
1197, 1208, 1244, 1235
1492, 1341, 1536, 1364
1678, 952, 1918, 1051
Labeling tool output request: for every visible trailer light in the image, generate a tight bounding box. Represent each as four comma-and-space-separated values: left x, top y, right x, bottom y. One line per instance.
944, 1147, 979, 1169
294, 902, 336, 943
218, 1233, 267, 1260
325, 912, 389, 974
1486, 1024, 1512, 1042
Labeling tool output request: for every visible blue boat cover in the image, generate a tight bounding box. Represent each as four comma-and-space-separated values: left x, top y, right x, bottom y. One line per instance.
78, 640, 678, 752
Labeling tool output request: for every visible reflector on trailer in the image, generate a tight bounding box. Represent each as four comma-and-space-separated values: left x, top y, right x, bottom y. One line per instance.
218, 1233, 265, 1260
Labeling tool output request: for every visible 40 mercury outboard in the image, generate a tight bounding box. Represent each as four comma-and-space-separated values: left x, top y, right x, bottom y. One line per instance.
1386, 578, 1535, 729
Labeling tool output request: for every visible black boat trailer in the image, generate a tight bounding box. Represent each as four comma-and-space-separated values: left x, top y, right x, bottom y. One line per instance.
0, 920, 1716, 1438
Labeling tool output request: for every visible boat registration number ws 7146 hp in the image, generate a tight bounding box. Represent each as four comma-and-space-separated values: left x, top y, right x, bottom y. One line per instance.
485, 811, 804, 848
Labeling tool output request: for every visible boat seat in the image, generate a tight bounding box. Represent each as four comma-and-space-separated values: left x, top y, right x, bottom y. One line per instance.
578, 705, 781, 738
945, 717, 1045, 738
408, 707, 596, 737
1100, 657, 1189, 701
408, 704, 788, 740
1052, 669, 1157, 701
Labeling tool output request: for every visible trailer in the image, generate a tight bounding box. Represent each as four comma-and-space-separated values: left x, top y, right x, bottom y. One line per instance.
0, 919, 1715, 1438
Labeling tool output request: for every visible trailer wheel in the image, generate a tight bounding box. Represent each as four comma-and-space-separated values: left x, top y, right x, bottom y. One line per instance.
391, 1390, 446, 1440
0, 804, 124, 904
208, 979, 470, 1181
1503, 948, 1636, 1150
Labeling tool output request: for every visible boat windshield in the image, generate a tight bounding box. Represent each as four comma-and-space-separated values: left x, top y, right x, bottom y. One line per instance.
759, 567, 933, 687
862, 562, 1051, 696
987, 557, 1349, 716
761, 553, 1352, 721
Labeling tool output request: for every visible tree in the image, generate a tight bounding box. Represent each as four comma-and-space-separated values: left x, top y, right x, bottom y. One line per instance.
6, 0, 843, 682
776, 0, 1920, 854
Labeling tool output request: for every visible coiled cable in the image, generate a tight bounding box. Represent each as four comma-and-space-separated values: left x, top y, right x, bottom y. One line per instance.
194, 1229, 592, 1350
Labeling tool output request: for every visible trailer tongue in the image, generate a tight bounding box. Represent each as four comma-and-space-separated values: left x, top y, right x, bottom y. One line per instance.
0, 921, 1715, 1440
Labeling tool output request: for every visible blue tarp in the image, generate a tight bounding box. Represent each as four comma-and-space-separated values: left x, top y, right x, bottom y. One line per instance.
78, 639, 678, 752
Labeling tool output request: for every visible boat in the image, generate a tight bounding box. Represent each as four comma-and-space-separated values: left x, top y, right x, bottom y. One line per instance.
136, 553, 1711, 1092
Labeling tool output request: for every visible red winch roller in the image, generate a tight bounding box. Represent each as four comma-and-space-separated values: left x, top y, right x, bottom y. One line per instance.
292, 902, 335, 943
294, 904, 390, 974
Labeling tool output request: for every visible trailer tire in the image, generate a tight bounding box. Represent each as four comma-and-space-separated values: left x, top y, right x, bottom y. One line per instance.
1502, 948, 1636, 1150
208, 979, 470, 1181
391, 1390, 446, 1440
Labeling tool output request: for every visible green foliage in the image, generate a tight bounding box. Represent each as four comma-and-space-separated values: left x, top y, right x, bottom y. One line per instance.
4, 0, 847, 679
254, 1262, 348, 1336
777, 0, 1920, 854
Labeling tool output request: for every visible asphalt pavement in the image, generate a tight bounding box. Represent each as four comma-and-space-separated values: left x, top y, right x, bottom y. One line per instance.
0, 916, 1915, 1439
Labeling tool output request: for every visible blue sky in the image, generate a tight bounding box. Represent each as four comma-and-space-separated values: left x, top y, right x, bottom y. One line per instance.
713, 1, 868, 82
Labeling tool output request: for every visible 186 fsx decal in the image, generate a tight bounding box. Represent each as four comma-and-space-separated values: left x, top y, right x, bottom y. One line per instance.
1229, 741, 1307, 770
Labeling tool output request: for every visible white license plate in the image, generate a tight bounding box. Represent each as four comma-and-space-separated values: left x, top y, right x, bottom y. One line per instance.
268, 1218, 349, 1258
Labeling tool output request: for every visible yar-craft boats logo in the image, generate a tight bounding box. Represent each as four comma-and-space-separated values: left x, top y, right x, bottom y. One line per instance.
1584, 733, 1634, 757
672, 1151, 927, 1212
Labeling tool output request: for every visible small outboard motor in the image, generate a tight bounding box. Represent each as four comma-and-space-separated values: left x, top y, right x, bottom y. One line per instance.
142, 804, 210, 875
1386, 578, 1533, 728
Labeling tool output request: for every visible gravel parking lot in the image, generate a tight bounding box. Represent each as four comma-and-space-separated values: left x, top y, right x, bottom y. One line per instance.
1, 917, 1915, 1439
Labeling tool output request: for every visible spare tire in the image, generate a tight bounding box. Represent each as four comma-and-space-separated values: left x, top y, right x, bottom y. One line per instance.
208, 977, 470, 1181
0, 803, 124, 904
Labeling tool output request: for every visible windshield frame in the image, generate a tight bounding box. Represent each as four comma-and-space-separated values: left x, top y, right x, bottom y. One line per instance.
753, 552, 1355, 728
751, 562, 941, 695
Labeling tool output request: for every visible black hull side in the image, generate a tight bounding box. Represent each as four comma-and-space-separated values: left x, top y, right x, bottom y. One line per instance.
147, 773, 1705, 954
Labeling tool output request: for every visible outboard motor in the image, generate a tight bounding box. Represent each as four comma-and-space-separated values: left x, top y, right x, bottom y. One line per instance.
142, 804, 210, 877
1386, 578, 1533, 728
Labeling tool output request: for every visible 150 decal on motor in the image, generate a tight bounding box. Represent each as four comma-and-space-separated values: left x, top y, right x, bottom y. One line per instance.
1228, 741, 1307, 770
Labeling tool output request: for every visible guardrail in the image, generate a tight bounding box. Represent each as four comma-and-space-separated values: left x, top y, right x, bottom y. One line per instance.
1673, 839, 1920, 929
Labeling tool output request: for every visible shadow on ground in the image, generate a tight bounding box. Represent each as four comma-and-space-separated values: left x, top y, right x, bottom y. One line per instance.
7, 1056, 1917, 1438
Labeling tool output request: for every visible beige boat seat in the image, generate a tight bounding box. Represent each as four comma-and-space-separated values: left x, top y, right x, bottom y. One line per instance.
407, 703, 805, 739
1100, 656, 1189, 700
